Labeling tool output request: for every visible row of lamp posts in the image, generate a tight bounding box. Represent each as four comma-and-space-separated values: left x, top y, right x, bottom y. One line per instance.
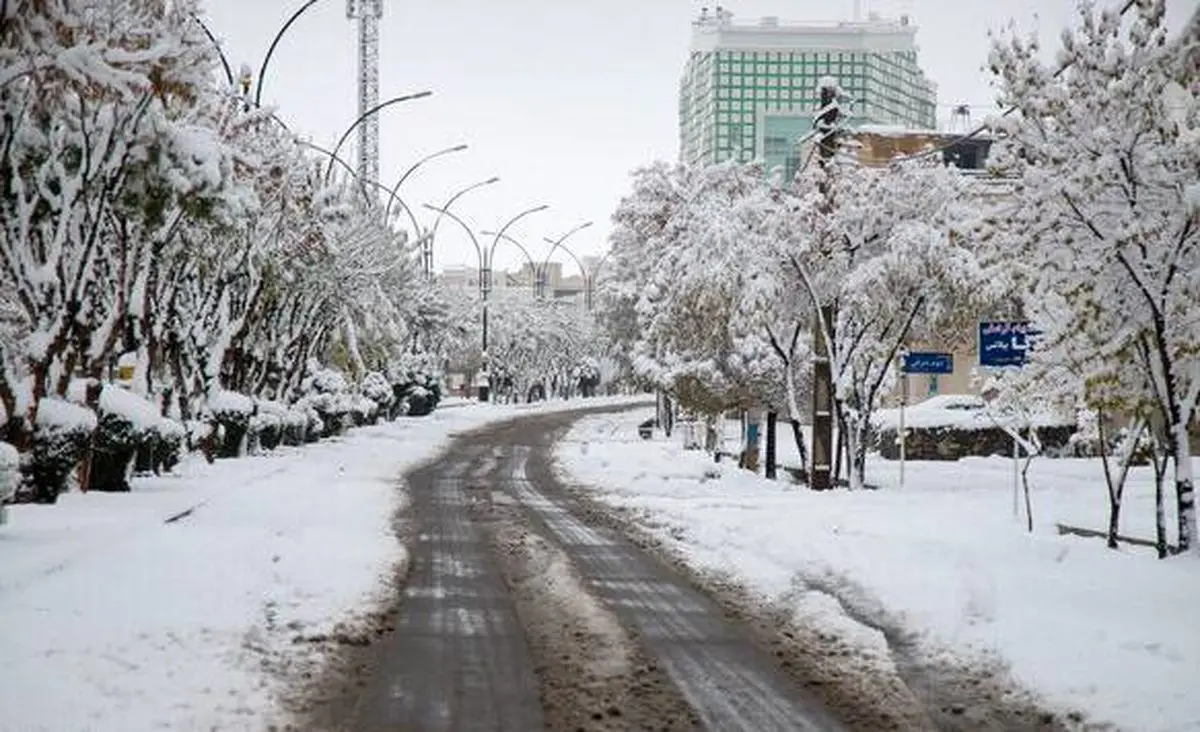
197, 2, 604, 403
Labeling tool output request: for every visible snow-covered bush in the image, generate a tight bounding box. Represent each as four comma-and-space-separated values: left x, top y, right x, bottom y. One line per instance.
248, 403, 282, 454
207, 390, 255, 459
24, 399, 98, 504
65, 382, 186, 490
361, 371, 395, 418
574, 358, 602, 398
297, 362, 357, 437
388, 357, 442, 417
349, 395, 379, 427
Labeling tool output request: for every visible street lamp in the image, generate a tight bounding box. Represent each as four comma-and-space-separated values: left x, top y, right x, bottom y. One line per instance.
192, 2, 327, 104
384, 144, 468, 225
424, 176, 500, 278
486, 204, 549, 300
538, 221, 593, 299
324, 90, 434, 185
255, 0, 326, 106
537, 238, 593, 310
421, 204, 492, 401
479, 230, 539, 296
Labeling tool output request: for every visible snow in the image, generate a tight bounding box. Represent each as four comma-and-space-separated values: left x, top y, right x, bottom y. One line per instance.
0, 441, 17, 505
35, 396, 98, 432
0, 395, 648, 730
65, 381, 184, 436
207, 389, 254, 416
558, 408, 1200, 732
873, 393, 1070, 430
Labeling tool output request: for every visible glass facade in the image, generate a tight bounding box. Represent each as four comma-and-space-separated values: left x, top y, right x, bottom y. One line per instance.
680, 30, 938, 176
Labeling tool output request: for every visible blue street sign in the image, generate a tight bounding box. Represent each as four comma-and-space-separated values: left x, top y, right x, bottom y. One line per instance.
978, 321, 1041, 367
902, 351, 954, 374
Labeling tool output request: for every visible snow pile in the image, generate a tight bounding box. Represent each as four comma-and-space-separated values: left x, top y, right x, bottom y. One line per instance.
558, 409, 1200, 732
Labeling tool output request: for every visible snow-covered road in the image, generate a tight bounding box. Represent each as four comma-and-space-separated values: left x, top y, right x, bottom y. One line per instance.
336, 408, 842, 731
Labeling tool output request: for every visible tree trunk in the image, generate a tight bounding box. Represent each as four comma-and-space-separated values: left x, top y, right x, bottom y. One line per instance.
847, 417, 868, 491
789, 419, 808, 474
1171, 423, 1196, 555
1106, 498, 1122, 550
1152, 449, 1169, 559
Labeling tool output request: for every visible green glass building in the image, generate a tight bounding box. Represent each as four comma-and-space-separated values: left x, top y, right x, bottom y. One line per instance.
679, 10, 938, 178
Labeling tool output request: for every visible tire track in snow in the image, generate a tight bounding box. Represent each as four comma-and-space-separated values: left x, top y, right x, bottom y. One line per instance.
350, 445, 544, 731
510, 443, 844, 732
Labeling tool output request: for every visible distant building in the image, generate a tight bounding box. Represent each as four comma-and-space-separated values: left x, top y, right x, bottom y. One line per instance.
679, 9, 938, 179
809, 125, 994, 170
438, 262, 588, 308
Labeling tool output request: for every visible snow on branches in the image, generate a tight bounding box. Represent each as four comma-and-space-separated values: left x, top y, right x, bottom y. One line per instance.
982, 0, 1200, 553
603, 153, 986, 490
0, 0, 435, 440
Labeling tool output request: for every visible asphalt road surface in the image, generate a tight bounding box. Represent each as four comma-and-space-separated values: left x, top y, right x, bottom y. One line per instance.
345, 405, 845, 732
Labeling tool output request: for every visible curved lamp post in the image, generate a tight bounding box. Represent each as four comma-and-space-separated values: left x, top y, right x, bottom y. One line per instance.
422, 203, 494, 401
190, 15, 235, 88
255, 0, 325, 106
479, 230, 539, 296
384, 143, 468, 226
538, 238, 594, 309
538, 221, 593, 300
486, 204, 548, 299
585, 247, 616, 311
324, 91, 434, 185
423, 176, 500, 278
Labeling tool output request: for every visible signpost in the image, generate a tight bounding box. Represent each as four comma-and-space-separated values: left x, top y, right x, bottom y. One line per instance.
978, 321, 1040, 368
898, 351, 954, 489
978, 321, 1041, 520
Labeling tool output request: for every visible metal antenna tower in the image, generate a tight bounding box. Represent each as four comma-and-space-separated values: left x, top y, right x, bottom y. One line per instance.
347, 0, 383, 186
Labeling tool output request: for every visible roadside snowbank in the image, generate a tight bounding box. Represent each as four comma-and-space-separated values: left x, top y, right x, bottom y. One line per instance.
557, 408, 1200, 732
0, 395, 647, 731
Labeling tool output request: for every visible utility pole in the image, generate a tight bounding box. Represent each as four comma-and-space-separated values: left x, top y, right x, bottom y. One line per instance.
810, 81, 841, 491
347, 0, 382, 186
765, 411, 777, 479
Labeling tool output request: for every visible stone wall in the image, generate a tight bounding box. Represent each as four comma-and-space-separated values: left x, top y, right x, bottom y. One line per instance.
876, 424, 1076, 461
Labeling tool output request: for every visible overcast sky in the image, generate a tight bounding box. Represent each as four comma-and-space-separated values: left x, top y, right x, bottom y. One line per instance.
199, 0, 1194, 275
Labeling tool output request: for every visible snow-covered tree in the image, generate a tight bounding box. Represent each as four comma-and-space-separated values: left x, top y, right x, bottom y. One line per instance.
983, 0, 1199, 553
773, 154, 989, 489
0, 0, 437, 453
604, 162, 806, 421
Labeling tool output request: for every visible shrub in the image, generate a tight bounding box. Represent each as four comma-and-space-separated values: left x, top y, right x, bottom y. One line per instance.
389, 361, 441, 418
297, 362, 355, 437
208, 390, 255, 459
349, 395, 379, 427
362, 371, 395, 418
23, 398, 97, 504
71, 382, 186, 490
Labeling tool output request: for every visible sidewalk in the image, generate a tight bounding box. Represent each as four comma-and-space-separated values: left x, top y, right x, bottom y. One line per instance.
557, 408, 1200, 732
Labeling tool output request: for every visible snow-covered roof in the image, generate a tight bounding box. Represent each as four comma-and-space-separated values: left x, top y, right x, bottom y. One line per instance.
853, 124, 994, 141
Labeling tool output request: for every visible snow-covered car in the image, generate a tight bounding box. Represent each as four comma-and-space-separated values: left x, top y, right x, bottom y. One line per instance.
873, 394, 988, 431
